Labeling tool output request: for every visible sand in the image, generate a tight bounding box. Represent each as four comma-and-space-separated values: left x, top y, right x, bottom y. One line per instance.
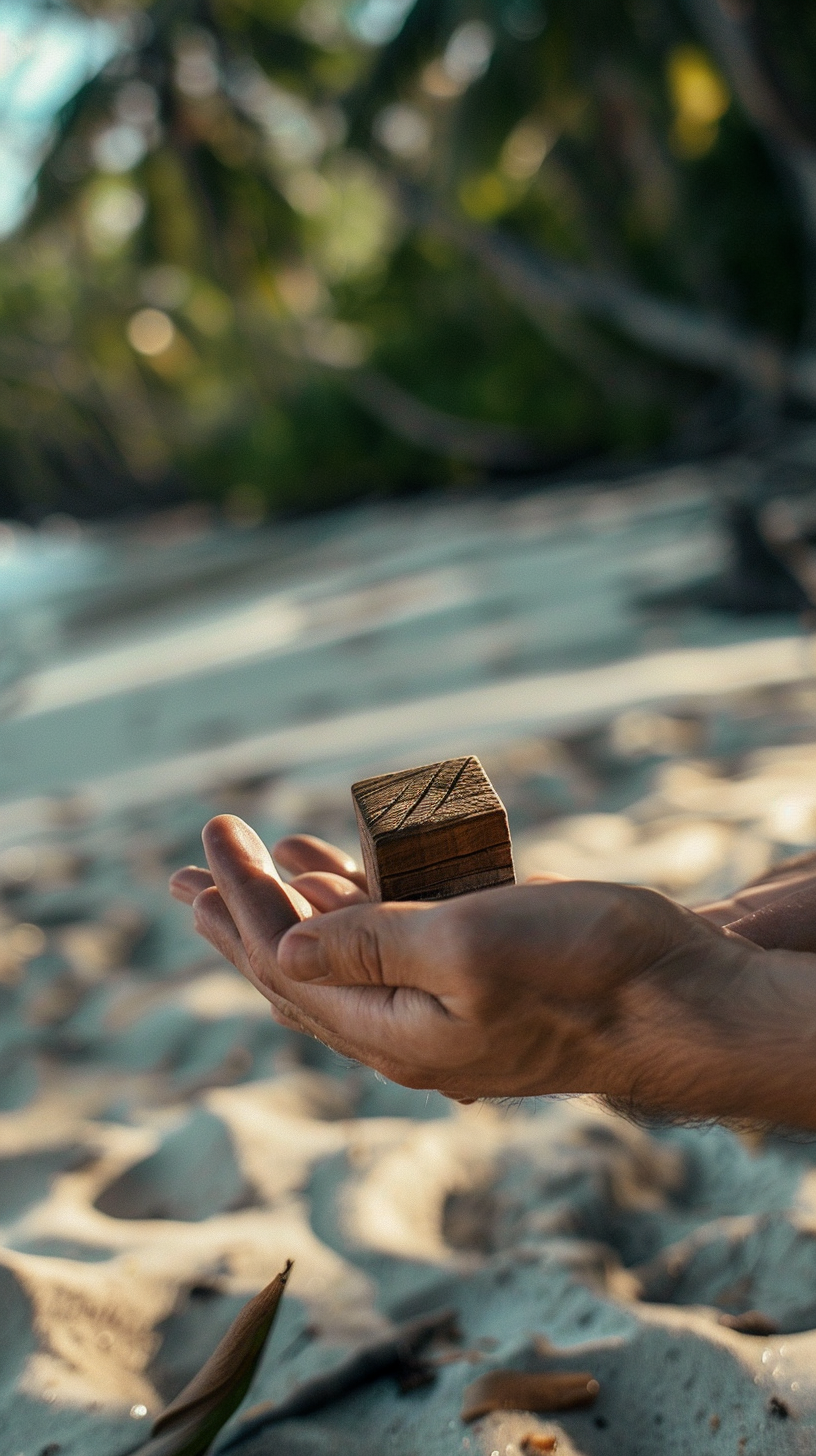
2, 693, 816, 1455
3, 478, 816, 1453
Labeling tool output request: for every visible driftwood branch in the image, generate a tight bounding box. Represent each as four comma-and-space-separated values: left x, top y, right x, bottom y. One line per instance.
681, 0, 816, 254
346, 368, 542, 467
440, 213, 785, 394
398, 186, 816, 407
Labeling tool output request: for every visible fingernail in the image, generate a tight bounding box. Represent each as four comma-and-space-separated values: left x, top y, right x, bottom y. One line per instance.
279, 925, 321, 980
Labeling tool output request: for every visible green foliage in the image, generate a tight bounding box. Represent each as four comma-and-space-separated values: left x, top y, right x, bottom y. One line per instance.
1, 0, 815, 519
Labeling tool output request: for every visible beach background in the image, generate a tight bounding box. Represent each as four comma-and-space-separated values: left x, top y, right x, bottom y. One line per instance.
4, 471, 816, 1453
3, 1, 816, 1449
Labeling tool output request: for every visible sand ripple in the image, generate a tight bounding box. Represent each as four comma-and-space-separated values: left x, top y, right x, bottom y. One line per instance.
4, 690, 816, 1453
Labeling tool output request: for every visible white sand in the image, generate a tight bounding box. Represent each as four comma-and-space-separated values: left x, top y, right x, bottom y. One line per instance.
2, 479, 816, 1453
1, 700, 816, 1456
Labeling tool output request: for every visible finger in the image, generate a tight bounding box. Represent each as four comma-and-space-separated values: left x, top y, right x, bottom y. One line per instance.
725, 883, 816, 952
269, 1004, 311, 1033
275, 899, 474, 1019
733, 871, 816, 912
171, 847, 354, 911
288, 872, 369, 913
277, 900, 431, 987
193, 885, 246, 968
273, 834, 368, 891
170, 865, 214, 905
742, 849, 816, 889
695, 899, 735, 928
275, 883, 583, 992
271, 898, 461, 1073
279, 879, 690, 1005
194, 884, 309, 1018
699, 868, 816, 927
202, 816, 311, 958
198, 819, 422, 1061
189, 865, 382, 1057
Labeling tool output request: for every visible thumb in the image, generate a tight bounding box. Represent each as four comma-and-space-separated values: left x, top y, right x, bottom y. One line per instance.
277, 899, 443, 989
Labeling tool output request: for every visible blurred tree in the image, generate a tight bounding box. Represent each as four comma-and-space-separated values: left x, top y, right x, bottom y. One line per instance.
0, 0, 815, 520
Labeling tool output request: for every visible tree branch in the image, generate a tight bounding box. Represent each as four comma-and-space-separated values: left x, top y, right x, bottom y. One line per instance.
346, 367, 544, 468
433, 210, 792, 391
681, 0, 816, 255
396, 186, 816, 407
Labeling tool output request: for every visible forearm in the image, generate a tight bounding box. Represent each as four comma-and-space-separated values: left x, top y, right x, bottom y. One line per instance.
607, 943, 816, 1130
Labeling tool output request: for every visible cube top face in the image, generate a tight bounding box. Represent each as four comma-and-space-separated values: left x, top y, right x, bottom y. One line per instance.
353, 756, 497, 838
352, 756, 515, 902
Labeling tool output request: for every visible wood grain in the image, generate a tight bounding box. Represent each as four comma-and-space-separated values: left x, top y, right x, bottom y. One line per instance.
352, 756, 515, 901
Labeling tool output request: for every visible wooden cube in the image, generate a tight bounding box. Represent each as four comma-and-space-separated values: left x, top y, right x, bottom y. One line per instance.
351, 755, 515, 902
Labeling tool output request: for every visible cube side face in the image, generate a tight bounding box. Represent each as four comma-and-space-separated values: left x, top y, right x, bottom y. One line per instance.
375, 808, 510, 876
427, 865, 516, 899
352, 757, 515, 902
380, 842, 515, 900
353, 795, 386, 901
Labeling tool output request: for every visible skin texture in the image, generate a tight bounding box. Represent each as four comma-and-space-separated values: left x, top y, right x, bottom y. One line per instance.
170, 819, 816, 1129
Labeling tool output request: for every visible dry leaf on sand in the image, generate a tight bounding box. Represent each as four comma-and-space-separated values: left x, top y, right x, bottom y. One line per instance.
132, 1260, 292, 1456
461, 1369, 599, 1422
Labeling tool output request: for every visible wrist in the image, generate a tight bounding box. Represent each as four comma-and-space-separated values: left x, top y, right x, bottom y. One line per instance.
607, 932, 816, 1129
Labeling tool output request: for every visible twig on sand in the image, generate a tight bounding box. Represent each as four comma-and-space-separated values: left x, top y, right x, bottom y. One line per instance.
461, 1369, 600, 1423
218, 1306, 459, 1449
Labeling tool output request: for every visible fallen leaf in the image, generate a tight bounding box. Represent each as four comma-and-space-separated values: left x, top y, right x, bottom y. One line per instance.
132, 1260, 292, 1456
461, 1370, 599, 1422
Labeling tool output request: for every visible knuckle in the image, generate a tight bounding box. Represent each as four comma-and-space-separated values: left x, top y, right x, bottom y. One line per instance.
342, 921, 384, 983
245, 937, 271, 983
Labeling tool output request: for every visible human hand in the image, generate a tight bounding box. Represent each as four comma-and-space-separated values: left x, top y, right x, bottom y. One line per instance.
697, 850, 816, 949
169, 815, 786, 1119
